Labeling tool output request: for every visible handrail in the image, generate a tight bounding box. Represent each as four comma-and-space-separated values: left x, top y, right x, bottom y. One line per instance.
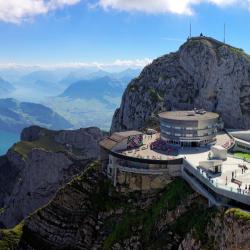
117, 165, 170, 175
183, 160, 250, 205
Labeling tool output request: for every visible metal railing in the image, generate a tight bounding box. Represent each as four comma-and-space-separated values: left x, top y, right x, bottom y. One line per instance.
183, 160, 250, 205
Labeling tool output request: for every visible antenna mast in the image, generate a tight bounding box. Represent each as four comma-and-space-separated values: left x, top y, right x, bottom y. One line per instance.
189, 20, 192, 38
223, 23, 226, 43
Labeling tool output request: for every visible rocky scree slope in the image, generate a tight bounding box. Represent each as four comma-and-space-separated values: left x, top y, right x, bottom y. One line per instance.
0, 126, 105, 228
1, 162, 250, 250
111, 37, 250, 132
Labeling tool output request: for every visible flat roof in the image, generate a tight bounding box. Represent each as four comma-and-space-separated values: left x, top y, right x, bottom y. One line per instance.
158, 111, 219, 121
113, 131, 143, 138
99, 130, 142, 151
211, 145, 227, 150
99, 138, 118, 151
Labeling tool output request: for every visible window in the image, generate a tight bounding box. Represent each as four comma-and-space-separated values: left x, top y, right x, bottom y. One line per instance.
238, 144, 250, 150
186, 134, 193, 137
186, 127, 195, 130
162, 122, 171, 128
175, 133, 181, 136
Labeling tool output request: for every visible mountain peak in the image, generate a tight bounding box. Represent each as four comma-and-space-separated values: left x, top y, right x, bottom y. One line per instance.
111, 36, 250, 132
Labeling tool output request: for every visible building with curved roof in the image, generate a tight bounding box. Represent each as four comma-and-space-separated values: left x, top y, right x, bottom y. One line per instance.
159, 110, 219, 147
99, 112, 250, 207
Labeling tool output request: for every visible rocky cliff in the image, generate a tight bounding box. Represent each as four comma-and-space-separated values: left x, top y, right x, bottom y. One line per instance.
0, 126, 105, 228
1, 162, 249, 250
179, 208, 250, 250
111, 36, 250, 132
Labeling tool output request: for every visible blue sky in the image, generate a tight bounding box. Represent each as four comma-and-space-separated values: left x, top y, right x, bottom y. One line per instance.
1, 0, 250, 67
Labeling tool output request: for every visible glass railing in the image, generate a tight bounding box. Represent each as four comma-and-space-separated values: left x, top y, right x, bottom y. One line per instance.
184, 163, 250, 197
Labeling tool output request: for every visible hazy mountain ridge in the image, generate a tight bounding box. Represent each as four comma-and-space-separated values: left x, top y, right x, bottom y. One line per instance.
0, 68, 141, 130
0, 77, 15, 96
61, 76, 125, 100
0, 98, 72, 133
58, 68, 141, 88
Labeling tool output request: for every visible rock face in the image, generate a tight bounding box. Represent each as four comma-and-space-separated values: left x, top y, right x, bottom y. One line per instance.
0, 126, 105, 228
111, 37, 250, 132
18, 168, 207, 250
21, 125, 44, 141
54, 127, 107, 158
179, 208, 250, 250
14, 164, 250, 250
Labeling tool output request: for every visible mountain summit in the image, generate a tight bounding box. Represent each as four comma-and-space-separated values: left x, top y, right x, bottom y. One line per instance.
111, 36, 250, 132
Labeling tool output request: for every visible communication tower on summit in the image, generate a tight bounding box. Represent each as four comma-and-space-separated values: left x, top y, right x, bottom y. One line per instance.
224, 23, 226, 43
189, 20, 192, 38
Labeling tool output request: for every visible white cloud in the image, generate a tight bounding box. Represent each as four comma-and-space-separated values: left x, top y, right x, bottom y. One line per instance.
0, 58, 152, 69
0, 0, 81, 24
97, 0, 249, 15
0, 0, 249, 24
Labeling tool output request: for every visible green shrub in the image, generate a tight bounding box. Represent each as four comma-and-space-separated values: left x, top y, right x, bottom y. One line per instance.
0, 223, 24, 250
226, 208, 250, 221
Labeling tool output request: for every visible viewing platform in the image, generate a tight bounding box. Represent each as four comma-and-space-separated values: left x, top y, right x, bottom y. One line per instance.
99, 110, 250, 208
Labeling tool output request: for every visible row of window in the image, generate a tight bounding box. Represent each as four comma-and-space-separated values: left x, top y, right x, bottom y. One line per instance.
161, 123, 215, 130
162, 123, 196, 130
162, 131, 214, 138
237, 143, 250, 151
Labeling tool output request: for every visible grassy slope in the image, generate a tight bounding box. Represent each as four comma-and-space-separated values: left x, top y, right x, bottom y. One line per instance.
11, 128, 82, 159
226, 208, 250, 221
0, 223, 24, 250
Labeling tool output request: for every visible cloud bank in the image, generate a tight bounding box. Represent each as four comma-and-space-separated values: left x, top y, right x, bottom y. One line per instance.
0, 0, 248, 24
0, 58, 152, 69
97, 0, 242, 15
0, 0, 81, 24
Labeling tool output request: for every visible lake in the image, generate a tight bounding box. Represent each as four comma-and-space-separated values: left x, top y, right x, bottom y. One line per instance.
0, 130, 19, 156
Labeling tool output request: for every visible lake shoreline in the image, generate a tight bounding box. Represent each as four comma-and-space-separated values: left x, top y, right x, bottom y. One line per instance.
0, 130, 19, 156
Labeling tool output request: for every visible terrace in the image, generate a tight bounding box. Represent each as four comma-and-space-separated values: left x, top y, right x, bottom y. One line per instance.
116, 133, 181, 161
116, 130, 250, 205
181, 145, 250, 206
116, 131, 232, 162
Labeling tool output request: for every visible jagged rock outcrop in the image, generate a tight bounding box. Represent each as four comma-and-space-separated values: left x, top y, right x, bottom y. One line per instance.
54, 127, 106, 158
21, 126, 44, 141
179, 208, 250, 250
111, 37, 250, 132
0, 126, 105, 228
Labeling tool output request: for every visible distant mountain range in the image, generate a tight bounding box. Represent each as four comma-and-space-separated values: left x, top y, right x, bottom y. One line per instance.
0, 77, 15, 96
0, 67, 141, 130
60, 76, 125, 100
59, 68, 141, 88
0, 98, 72, 133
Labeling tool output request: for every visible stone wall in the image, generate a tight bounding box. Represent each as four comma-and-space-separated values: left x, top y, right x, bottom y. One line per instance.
116, 169, 178, 192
